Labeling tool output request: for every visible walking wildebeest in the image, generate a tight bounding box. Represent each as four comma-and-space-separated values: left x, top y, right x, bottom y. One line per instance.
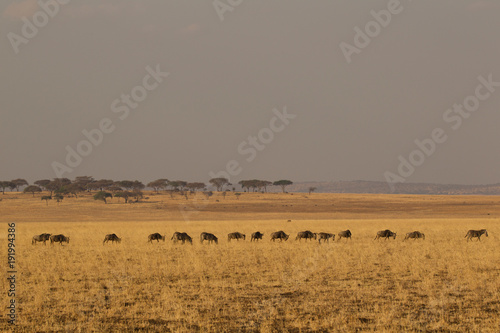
228, 232, 246, 242
296, 230, 317, 241
50, 234, 69, 245
171, 232, 192, 244
270, 231, 289, 242
251, 232, 264, 242
318, 232, 335, 243
148, 233, 165, 243
404, 231, 425, 241
200, 232, 218, 244
374, 230, 397, 240
32, 233, 51, 245
337, 230, 352, 241
465, 229, 488, 241
103, 234, 121, 245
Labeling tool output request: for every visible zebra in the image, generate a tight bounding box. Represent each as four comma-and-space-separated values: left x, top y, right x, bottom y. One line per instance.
337, 230, 352, 241
103, 234, 121, 245
317, 232, 335, 243
374, 230, 397, 240
465, 229, 488, 242
228, 232, 246, 242
200, 232, 218, 244
404, 231, 425, 241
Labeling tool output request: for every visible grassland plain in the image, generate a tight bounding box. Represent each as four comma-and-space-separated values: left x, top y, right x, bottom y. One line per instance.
1, 192, 500, 332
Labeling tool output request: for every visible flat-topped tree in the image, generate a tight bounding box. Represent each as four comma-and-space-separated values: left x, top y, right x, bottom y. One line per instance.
147, 179, 168, 193
88, 179, 114, 192
45, 178, 71, 196
24, 185, 42, 197
209, 178, 230, 192
94, 191, 112, 204
11, 179, 28, 191
58, 183, 84, 197
309, 187, 317, 194
74, 176, 94, 189
273, 180, 293, 193
1, 181, 15, 194
168, 180, 187, 191
117, 180, 144, 191
131, 181, 145, 191
186, 182, 205, 191
115, 191, 132, 203
34, 179, 51, 191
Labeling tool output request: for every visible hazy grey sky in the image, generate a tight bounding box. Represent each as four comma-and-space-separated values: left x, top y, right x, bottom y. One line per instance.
1, 0, 499, 186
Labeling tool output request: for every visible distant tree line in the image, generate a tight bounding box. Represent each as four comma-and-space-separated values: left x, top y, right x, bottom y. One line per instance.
0, 177, 294, 200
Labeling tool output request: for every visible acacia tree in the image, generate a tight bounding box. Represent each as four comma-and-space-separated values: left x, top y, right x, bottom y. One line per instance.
168, 180, 187, 191
34, 179, 51, 192
209, 178, 230, 192
0, 181, 15, 194
11, 179, 28, 191
93, 191, 112, 204
132, 190, 143, 202
117, 180, 135, 190
45, 181, 61, 196
24, 185, 42, 197
115, 191, 132, 203
74, 176, 94, 190
308, 187, 317, 194
147, 179, 168, 193
88, 179, 114, 192
186, 182, 205, 191
273, 180, 293, 193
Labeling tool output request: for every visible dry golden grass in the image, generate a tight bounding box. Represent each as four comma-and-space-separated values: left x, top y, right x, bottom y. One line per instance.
1, 191, 500, 332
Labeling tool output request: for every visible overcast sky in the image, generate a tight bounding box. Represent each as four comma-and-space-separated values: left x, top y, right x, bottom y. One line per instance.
1, 0, 499, 186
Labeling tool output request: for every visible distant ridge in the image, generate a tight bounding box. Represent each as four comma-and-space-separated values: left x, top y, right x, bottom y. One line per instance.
289, 180, 500, 195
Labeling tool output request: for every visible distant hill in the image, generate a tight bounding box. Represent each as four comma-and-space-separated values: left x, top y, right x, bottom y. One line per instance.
288, 180, 500, 195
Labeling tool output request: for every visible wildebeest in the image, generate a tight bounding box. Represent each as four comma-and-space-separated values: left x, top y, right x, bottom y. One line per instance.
103, 234, 121, 245
404, 231, 425, 241
148, 233, 165, 243
337, 230, 352, 241
465, 229, 488, 241
318, 232, 335, 243
270, 231, 289, 242
251, 231, 264, 242
32, 233, 51, 245
50, 234, 70, 245
296, 230, 317, 241
374, 230, 397, 240
200, 232, 218, 244
228, 232, 246, 242
171, 232, 193, 244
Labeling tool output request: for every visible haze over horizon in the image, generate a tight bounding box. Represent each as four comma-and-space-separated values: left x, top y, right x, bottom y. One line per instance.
2, 1, 500, 186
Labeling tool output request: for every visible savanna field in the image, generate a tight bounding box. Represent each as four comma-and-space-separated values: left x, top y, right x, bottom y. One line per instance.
1, 191, 500, 332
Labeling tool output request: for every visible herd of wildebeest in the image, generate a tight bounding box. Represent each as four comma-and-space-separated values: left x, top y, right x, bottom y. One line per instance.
31, 229, 489, 245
